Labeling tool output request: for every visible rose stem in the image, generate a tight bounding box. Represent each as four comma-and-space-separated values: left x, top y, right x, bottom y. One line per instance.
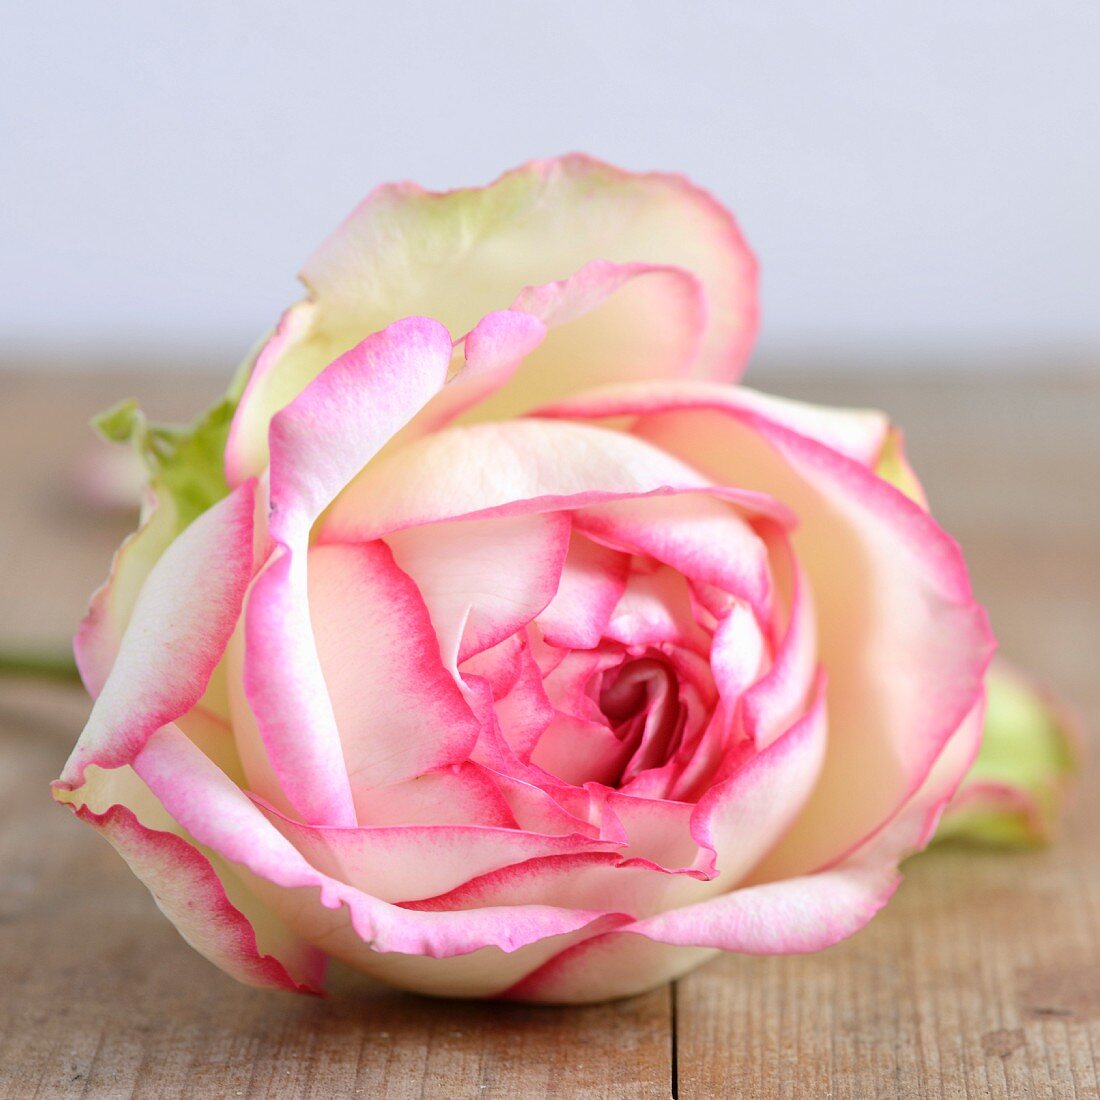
0, 649, 83, 684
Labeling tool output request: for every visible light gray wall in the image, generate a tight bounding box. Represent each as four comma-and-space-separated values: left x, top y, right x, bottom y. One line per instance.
4, 1, 1098, 369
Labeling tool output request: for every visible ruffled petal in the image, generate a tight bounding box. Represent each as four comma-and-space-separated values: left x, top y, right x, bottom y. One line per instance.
537, 381, 994, 875
53, 763, 324, 994
306, 541, 481, 802
131, 726, 634, 960
59, 481, 257, 789
318, 419, 791, 544
385, 512, 571, 668
227, 155, 757, 479
240, 317, 453, 826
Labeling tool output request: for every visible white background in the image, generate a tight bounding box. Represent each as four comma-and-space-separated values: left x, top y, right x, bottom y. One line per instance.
3, 1, 1098, 370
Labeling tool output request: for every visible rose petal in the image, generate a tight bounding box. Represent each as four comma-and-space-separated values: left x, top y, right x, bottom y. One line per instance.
306, 541, 481, 803
227, 155, 757, 480
535, 533, 630, 650
241, 317, 453, 826
256, 808, 619, 904
539, 382, 994, 875
385, 512, 571, 668
468, 260, 706, 421
132, 726, 633, 959
319, 419, 791, 543
689, 679, 828, 883
501, 931, 716, 1004
53, 763, 324, 994
59, 481, 257, 789
573, 492, 773, 618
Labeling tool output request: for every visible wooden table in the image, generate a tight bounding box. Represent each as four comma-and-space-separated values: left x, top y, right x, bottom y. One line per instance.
1, 368, 1096, 1098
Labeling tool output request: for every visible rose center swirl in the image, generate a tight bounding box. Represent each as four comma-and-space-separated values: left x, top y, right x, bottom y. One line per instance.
594, 654, 686, 787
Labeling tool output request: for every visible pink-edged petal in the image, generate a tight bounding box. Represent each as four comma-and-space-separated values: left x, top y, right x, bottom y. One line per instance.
53, 763, 325, 994
132, 726, 632, 959
385, 512, 571, 668
468, 260, 706, 422
708, 603, 768, 712
574, 492, 773, 618
306, 542, 481, 804
404, 850, 716, 923
617, 859, 900, 955
541, 382, 995, 875
501, 930, 717, 1004
256, 807, 618, 904
318, 418, 791, 545
74, 488, 178, 697
241, 317, 454, 826
462, 635, 556, 760
265, 317, 453, 544
529, 713, 629, 788
296, 917, 632, 1001
535, 533, 630, 649
353, 763, 518, 828
394, 309, 548, 445
625, 699, 988, 959
493, 773, 603, 838
537, 380, 890, 468
241, 553, 358, 825
689, 679, 828, 883
604, 565, 711, 653
227, 155, 757, 481
739, 550, 818, 751
66, 802, 323, 993
58, 482, 257, 789
225, 300, 317, 485
602, 791, 702, 874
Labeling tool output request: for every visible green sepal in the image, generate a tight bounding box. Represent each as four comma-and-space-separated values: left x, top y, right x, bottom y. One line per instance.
935, 661, 1080, 848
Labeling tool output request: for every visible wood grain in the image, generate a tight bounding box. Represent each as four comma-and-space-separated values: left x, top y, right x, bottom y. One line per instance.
0, 368, 1096, 1098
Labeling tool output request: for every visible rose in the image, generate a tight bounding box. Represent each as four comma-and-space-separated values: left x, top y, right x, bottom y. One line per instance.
53, 156, 1071, 1004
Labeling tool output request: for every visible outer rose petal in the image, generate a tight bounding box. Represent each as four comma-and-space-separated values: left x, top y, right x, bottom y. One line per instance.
536, 381, 890, 468
74, 488, 177, 697
538, 381, 994, 875
70, 804, 322, 993
241, 317, 453, 827
385, 309, 548, 448
256, 809, 619, 904
501, 931, 717, 1005
502, 700, 988, 1003
318, 419, 792, 544
59, 481, 257, 789
133, 726, 632, 962
53, 762, 325, 994
226, 155, 757, 480
470, 260, 706, 422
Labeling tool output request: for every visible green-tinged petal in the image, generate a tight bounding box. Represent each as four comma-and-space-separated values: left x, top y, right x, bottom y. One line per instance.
935, 661, 1081, 847
874, 426, 929, 509
77, 390, 239, 695
225, 154, 759, 482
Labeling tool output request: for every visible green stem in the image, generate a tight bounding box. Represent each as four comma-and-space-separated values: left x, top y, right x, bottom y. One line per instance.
0, 648, 83, 685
